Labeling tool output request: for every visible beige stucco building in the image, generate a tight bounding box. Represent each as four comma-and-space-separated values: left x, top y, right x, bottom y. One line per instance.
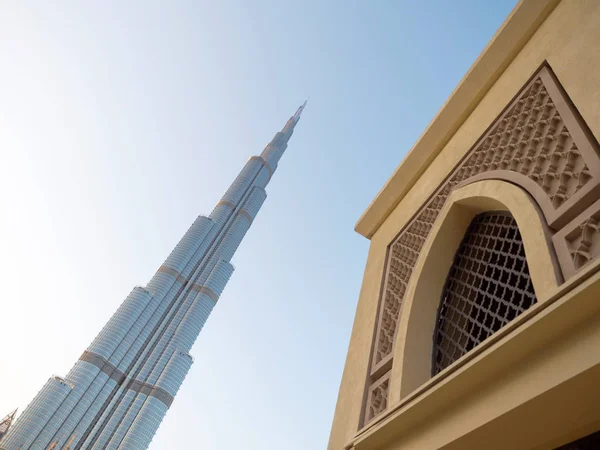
328, 1, 600, 449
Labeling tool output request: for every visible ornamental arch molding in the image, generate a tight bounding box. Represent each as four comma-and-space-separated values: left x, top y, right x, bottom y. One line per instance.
361, 63, 600, 426
389, 180, 560, 402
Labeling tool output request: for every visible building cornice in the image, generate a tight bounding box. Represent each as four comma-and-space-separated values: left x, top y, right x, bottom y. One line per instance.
355, 0, 561, 239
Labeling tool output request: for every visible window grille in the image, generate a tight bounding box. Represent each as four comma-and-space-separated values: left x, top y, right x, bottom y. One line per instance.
432, 211, 537, 375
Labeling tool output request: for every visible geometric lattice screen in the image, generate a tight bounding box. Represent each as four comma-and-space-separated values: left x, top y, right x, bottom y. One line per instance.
432, 211, 537, 375
363, 63, 600, 426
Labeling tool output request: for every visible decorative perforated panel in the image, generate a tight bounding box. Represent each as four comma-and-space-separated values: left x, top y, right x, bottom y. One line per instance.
565, 210, 600, 270
365, 373, 390, 424
432, 212, 537, 375
554, 199, 600, 278
372, 66, 599, 372
362, 64, 600, 427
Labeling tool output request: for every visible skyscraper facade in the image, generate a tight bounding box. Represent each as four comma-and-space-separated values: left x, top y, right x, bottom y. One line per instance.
1, 103, 306, 450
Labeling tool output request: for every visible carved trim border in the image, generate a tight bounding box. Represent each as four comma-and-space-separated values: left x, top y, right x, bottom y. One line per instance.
371, 63, 600, 373
363, 62, 600, 425
364, 371, 391, 425
553, 198, 600, 279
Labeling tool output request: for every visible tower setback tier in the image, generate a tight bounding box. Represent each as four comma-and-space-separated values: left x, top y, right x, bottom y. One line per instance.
1, 102, 306, 450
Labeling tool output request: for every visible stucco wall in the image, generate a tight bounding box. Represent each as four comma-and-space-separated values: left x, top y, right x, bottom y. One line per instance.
328, 1, 600, 448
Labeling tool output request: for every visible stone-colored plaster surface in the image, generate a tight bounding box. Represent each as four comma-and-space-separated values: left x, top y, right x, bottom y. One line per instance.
328, 1, 600, 449
327, 241, 387, 445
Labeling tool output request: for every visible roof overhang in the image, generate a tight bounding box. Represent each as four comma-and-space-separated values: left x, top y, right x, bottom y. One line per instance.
355, 0, 561, 239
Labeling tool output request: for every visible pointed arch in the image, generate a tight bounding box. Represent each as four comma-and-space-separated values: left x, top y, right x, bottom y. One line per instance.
388, 179, 562, 404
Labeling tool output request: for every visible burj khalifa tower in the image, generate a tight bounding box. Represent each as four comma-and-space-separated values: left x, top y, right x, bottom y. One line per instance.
1, 102, 307, 450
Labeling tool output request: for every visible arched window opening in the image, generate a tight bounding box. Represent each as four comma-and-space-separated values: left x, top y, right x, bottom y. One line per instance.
432, 211, 537, 376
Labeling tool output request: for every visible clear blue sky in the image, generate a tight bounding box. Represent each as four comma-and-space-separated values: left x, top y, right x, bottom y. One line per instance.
0, 1, 517, 448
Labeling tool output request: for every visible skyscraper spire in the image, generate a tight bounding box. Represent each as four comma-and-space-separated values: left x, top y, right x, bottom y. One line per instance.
261, 100, 308, 169
292, 99, 308, 124
281, 99, 308, 138
1, 104, 306, 450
